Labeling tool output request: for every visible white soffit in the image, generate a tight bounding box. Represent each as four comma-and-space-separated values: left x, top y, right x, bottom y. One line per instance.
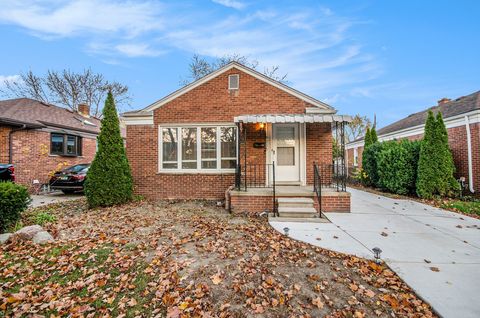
234, 114, 352, 123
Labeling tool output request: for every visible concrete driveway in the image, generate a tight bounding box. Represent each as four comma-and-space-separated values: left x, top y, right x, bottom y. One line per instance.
30, 192, 83, 208
270, 188, 480, 318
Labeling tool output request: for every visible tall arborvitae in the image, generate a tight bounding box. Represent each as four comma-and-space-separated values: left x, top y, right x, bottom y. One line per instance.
417, 111, 459, 198
435, 112, 460, 196
84, 92, 133, 207
417, 111, 437, 198
370, 126, 378, 144
364, 127, 372, 149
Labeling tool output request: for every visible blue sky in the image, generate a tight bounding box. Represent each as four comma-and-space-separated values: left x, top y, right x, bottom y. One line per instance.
0, 0, 478, 127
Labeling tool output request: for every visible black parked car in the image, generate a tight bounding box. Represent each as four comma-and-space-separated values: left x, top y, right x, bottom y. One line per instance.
49, 164, 90, 194
0, 164, 15, 182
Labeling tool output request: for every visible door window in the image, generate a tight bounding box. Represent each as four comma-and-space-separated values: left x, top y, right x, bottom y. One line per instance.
276, 126, 295, 166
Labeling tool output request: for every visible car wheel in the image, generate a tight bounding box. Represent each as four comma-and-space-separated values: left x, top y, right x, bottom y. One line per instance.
61, 190, 75, 194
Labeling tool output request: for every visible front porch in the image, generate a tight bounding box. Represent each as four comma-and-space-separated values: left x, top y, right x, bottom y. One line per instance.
227, 113, 351, 218
227, 185, 351, 217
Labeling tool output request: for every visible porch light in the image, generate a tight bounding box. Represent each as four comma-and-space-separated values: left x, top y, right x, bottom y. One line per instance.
256, 122, 265, 132
283, 227, 290, 236
372, 247, 382, 264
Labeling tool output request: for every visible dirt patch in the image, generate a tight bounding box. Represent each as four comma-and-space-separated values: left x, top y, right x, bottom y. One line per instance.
1, 199, 436, 317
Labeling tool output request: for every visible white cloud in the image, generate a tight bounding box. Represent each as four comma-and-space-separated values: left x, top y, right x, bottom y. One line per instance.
212, 0, 245, 10
0, 0, 164, 38
0, 75, 22, 87
164, 8, 380, 95
0, 1, 381, 99
115, 43, 165, 57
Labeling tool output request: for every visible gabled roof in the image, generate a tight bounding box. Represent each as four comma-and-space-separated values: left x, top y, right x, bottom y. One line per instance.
348, 90, 480, 144
0, 98, 101, 134
123, 61, 335, 117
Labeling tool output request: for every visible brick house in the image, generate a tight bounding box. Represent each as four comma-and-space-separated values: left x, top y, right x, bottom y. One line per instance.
0, 98, 101, 191
123, 62, 352, 216
346, 91, 480, 193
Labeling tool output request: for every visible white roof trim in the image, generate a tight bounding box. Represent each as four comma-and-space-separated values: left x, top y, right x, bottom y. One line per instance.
234, 114, 352, 123
122, 115, 154, 126
140, 62, 334, 113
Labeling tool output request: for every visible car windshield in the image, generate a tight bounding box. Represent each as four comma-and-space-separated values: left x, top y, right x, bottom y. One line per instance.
62, 164, 90, 173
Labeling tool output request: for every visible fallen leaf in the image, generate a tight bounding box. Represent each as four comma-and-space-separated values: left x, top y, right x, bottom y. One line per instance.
211, 273, 223, 285
127, 298, 138, 307
312, 297, 324, 309
365, 289, 375, 298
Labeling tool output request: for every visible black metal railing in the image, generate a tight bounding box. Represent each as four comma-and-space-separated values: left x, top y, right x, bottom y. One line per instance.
235, 163, 274, 189
314, 163, 347, 192
235, 163, 277, 215
313, 162, 322, 218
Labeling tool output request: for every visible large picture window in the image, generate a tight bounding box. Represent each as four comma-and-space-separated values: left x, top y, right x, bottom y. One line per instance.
50, 133, 82, 156
160, 125, 237, 172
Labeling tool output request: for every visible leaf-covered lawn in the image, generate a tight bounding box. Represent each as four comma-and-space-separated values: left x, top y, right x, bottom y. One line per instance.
440, 199, 480, 217
1, 199, 436, 317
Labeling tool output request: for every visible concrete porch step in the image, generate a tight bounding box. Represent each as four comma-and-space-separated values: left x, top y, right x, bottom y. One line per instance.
278, 206, 318, 218
268, 216, 329, 223
277, 197, 314, 209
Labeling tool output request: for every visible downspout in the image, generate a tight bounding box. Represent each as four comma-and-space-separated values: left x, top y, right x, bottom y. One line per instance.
8, 124, 27, 164
464, 115, 474, 193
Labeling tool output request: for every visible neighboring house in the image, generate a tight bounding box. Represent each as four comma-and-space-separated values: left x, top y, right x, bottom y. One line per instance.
123, 62, 352, 215
0, 98, 102, 191
346, 91, 480, 193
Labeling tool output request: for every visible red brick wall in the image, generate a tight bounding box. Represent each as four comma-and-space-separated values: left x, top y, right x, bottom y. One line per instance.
153, 68, 313, 124
127, 67, 333, 200
306, 123, 332, 185
0, 125, 11, 163
9, 129, 96, 191
350, 122, 480, 192
316, 194, 351, 212
346, 146, 363, 169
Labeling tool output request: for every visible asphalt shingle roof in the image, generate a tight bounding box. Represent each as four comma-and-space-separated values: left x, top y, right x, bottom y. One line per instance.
0, 98, 101, 134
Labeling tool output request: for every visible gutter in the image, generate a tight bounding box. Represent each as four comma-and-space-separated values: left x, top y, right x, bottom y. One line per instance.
9, 124, 27, 164
464, 115, 474, 193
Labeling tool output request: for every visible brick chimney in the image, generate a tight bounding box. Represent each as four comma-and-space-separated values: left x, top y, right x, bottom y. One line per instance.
438, 98, 451, 105
78, 103, 90, 117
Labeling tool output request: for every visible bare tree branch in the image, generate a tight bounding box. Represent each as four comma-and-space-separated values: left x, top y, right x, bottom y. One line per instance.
0, 68, 130, 117
346, 114, 372, 142
0, 71, 49, 102
181, 54, 288, 86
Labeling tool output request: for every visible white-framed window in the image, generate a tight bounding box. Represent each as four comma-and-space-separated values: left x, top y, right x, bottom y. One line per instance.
159, 125, 237, 172
353, 147, 358, 166
228, 74, 239, 90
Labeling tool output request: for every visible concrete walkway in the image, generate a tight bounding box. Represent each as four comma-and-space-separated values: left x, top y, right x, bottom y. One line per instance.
30, 192, 83, 208
270, 188, 480, 318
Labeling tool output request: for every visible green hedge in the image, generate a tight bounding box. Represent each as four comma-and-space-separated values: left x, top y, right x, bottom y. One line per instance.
0, 182, 31, 232
376, 140, 420, 195
361, 142, 383, 187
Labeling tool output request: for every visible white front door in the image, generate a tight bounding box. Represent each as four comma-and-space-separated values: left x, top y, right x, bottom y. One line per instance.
272, 123, 300, 183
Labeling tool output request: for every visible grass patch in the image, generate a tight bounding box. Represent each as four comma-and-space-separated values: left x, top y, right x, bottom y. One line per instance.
440, 199, 480, 216
34, 212, 57, 226
91, 246, 112, 264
